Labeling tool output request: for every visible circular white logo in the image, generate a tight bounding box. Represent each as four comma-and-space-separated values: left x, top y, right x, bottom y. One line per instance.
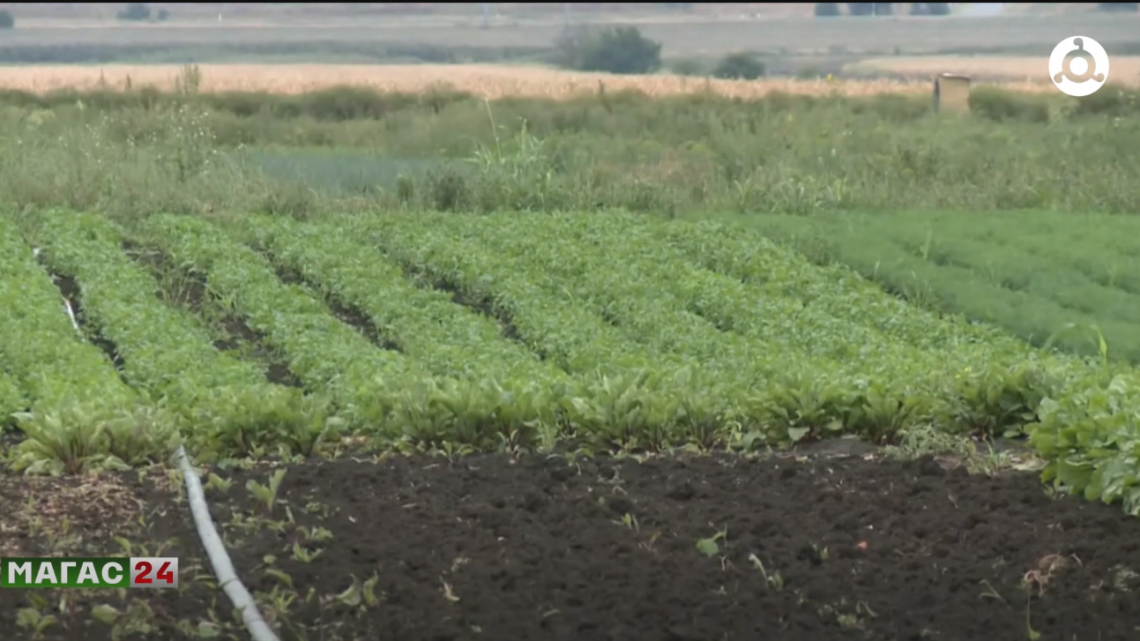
1049, 36, 1109, 97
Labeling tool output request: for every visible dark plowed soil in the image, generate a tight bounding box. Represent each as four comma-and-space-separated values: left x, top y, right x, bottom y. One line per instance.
50, 272, 125, 371
6, 453, 1139, 641
0, 469, 215, 641
191, 453, 1140, 641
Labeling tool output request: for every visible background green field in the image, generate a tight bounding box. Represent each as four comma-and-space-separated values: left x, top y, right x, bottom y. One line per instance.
2, 83, 1138, 363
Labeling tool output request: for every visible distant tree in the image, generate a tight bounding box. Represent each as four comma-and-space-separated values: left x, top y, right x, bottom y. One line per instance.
815, 3, 842, 16
874, 3, 894, 14
571, 26, 662, 75
926, 2, 952, 14
0, 10, 13, 29
117, 3, 150, 21
1097, 2, 1139, 10
848, 3, 875, 15
157, 8, 169, 21
712, 52, 766, 80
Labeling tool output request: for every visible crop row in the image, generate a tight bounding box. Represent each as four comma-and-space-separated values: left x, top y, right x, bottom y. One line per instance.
1, 209, 1136, 514
747, 211, 1140, 363
0, 370, 24, 427
25, 210, 327, 458
328, 211, 1140, 514
335, 212, 1058, 441
131, 214, 430, 430
0, 217, 135, 409
0, 216, 152, 473
232, 214, 568, 386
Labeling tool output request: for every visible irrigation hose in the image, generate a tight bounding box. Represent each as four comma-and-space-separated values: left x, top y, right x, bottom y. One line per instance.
38, 244, 279, 641
176, 446, 282, 641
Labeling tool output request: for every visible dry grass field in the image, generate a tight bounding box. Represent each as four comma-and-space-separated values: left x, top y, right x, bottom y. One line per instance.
848, 55, 1140, 85
0, 63, 1062, 98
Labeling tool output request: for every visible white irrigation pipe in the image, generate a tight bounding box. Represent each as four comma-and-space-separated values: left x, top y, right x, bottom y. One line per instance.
176, 447, 281, 641
39, 247, 279, 641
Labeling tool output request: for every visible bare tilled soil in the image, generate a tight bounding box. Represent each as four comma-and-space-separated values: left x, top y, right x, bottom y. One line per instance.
4, 452, 1140, 641
0, 467, 216, 641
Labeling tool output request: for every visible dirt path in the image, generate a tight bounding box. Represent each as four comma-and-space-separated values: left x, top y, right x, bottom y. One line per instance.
4, 452, 1139, 640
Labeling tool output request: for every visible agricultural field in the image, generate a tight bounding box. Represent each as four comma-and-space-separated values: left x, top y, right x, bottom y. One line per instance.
2, 55, 1140, 639
744, 211, 1140, 363
2, 207, 1140, 640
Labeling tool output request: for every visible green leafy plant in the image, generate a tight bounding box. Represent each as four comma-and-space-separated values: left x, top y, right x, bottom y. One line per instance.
247, 468, 288, 513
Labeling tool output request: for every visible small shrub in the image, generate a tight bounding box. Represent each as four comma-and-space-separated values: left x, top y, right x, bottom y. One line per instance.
670, 58, 706, 76
0, 10, 14, 29
712, 52, 766, 81
571, 26, 662, 75
117, 3, 150, 21
814, 3, 841, 16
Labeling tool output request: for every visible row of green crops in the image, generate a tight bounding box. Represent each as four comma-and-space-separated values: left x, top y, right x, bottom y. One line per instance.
231, 214, 569, 385
0, 370, 25, 428
23, 210, 332, 459
324, 211, 1140, 514
740, 211, 1140, 363
0, 215, 154, 473
0, 209, 1136, 514
334, 212, 1057, 443
131, 214, 429, 432
0, 217, 136, 409
134, 214, 753, 449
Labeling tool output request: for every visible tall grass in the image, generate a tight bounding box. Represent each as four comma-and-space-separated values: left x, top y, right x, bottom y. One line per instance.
1, 84, 1138, 218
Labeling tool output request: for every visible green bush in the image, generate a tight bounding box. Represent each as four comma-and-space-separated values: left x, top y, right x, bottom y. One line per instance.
814, 3, 841, 16
712, 52, 766, 80
669, 58, 706, 76
0, 10, 14, 29
571, 26, 663, 75
117, 3, 150, 21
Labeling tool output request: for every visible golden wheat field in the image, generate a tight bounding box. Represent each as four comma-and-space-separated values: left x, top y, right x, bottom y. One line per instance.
0, 64, 1064, 99
848, 56, 1140, 86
